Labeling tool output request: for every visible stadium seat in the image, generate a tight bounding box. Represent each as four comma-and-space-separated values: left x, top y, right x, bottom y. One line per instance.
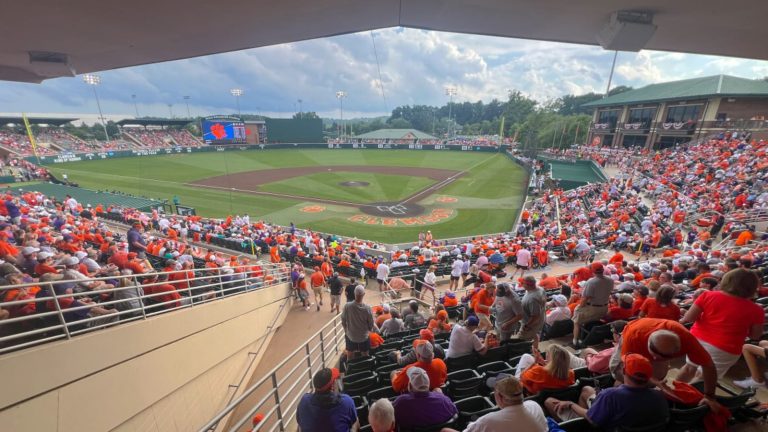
541, 319, 574, 340
341, 371, 378, 397
503, 340, 532, 358
616, 422, 668, 432
408, 413, 459, 432
375, 363, 400, 385
453, 396, 498, 430
346, 356, 375, 375
446, 369, 483, 400
366, 386, 398, 403
350, 395, 369, 427
579, 322, 612, 347
476, 345, 508, 365
558, 417, 599, 432
525, 382, 581, 407
446, 353, 475, 372
667, 404, 709, 432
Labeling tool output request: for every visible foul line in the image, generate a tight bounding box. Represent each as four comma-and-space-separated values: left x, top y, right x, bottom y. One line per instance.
398, 153, 499, 206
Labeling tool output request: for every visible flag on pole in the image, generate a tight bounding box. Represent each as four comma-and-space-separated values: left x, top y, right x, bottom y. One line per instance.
499, 116, 505, 140
22, 113, 41, 165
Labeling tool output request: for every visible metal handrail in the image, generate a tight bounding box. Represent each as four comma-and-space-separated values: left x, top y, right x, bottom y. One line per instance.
0, 262, 290, 354
199, 315, 346, 432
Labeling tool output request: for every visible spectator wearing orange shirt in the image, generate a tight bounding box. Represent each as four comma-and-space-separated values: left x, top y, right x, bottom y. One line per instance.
310, 267, 326, 311
538, 273, 560, 290
516, 345, 575, 395
391, 341, 447, 393
735, 226, 755, 246
473, 283, 495, 331
639, 286, 680, 321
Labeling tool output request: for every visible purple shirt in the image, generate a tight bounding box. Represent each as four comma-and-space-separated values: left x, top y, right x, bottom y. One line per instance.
392, 391, 457, 429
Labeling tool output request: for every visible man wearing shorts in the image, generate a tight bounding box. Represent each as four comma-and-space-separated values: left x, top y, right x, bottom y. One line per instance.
310, 266, 326, 312
473, 282, 495, 331
376, 258, 390, 292
572, 263, 613, 347
341, 285, 375, 359
518, 276, 546, 349
512, 246, 531, 279
449, 257, 463, 291
328, 271, 343, 314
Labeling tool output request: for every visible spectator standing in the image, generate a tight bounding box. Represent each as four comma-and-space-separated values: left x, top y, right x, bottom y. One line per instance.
679, 268, 764, 381
341, 285, 375, 359
376, 259, 390, 292
519, 276, 546, 349
328, 272, 343, 314
126, 222, 148, 258
609, 318, 718, 399
572, 263, 613, 347
493, 282, 523, 341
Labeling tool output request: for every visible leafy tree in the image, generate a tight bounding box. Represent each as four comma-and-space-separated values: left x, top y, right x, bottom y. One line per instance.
607, 85, 633, 96
292, 111, 320, 119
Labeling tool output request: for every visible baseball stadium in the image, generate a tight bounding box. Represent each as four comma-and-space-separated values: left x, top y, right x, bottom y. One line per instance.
1, 2, 768, 432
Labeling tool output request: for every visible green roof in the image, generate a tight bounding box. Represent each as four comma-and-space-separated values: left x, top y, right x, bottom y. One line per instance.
354, 128, 437, 140
583, 75, 768, 108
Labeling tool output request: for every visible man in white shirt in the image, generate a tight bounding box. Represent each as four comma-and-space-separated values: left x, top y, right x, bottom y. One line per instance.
376, 259, 390, 292
512, 246, 531, 278
449, 257, 464, 290
446, 316, 487, 359
443, 375, 547, 432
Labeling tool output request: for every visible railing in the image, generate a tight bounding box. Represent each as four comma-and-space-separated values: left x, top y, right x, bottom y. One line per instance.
0, 262, 290, 354
199, 314, 346, 432
698, 119, 768, 130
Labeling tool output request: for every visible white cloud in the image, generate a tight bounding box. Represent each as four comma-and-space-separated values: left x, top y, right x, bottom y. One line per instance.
0, 27, 767, 118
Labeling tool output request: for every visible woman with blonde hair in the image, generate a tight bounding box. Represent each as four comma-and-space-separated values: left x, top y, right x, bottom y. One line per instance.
420, 265, 438, 305
516, 344, 575, 395
678, 268, 764, 381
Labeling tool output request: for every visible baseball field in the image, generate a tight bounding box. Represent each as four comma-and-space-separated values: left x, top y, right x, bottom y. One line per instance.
45, 149, 528, 243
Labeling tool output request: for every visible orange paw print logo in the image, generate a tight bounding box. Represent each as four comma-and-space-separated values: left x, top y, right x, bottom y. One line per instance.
210, 123, 227, 140
436, 196, 458, 203
300, 205, 326, 213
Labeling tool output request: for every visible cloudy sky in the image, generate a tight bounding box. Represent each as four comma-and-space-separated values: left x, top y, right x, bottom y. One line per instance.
1, 27, 768, 120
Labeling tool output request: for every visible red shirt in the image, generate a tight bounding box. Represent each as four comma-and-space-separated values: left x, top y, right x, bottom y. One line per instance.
641, 299, 681, 321
310, 271, 325, 288
473, 289, 495, 315
690, 290, 765, 355
607, 306, 633, 321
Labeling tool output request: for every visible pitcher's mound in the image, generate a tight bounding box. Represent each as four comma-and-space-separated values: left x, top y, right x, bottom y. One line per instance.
339, 181, 370, 187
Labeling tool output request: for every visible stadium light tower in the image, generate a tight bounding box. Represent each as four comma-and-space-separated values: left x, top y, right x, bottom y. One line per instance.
82, 74, 110, 141
445, 86, 457, 140
167, 103, 174, 118
230, 88, 243, 118
336, 91, 347, 140
131, 94, 140, 117
183, 95, 191, 118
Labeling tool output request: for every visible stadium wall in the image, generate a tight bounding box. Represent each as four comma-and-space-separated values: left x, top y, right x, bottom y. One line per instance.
29, 143, 508, 164
0, 282, 292, 432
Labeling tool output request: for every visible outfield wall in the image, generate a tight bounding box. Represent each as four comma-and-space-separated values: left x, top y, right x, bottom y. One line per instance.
29, 143, 509, 165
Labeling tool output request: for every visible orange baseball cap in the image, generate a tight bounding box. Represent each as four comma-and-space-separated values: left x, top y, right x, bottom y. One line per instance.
623, 353, 653, 381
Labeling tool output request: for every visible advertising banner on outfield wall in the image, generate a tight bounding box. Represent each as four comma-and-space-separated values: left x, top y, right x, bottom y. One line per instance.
29, 143, 510, 164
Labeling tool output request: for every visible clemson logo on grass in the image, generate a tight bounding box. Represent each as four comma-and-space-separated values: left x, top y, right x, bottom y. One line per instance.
348, 208, 455, 226
300, 205, 326, 213
436, 196, 458, 203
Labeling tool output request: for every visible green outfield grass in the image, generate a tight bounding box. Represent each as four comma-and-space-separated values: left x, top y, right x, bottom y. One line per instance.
258, 171, 435, 204
45, 149, 528, 243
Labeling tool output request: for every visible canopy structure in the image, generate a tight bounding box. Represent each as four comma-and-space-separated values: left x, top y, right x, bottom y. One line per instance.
355, 128, 437, 140
115, 118, 196, 127
0, 116, 78, 126
1, 1, 766, 83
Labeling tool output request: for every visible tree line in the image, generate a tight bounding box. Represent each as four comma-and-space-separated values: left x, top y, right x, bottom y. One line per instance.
336, 86, 632, 149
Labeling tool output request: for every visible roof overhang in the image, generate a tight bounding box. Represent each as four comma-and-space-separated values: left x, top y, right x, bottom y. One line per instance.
1, 0, 766, 83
